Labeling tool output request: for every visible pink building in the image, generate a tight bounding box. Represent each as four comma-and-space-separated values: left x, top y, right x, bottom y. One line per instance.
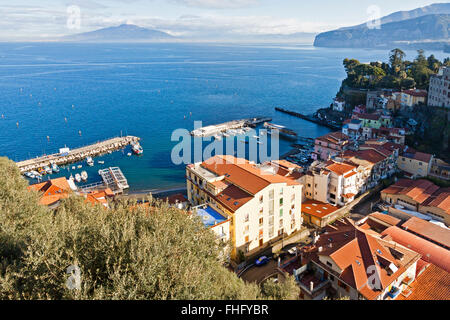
312, 132, 351, 161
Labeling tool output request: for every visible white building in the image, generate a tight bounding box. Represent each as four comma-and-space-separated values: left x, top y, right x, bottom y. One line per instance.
332, 98, 345, 112
428, 67, 450, 108
186, 156, 304, 260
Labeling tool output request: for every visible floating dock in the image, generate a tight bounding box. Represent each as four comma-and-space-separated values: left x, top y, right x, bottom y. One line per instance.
190, 117, 272, 137
16, 136, 140, 173
98, 167, 129, 193
275, 107, 341, 130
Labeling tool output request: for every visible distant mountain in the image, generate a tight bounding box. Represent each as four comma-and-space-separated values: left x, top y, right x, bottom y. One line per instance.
340, 2, 450, 30
62, 24, 174, 42
314, 13, 450, 50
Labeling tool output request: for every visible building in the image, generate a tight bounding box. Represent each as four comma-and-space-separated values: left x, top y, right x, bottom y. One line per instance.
193, 205, 230, 244
84, 188, 115, 208
395, 263, 450, 300
27, 177, 72, 208
303, 160, 358, 206
401, 217, 450, 250
428, 67, 450, 108
371, 127, 407, 145
354, 113, 382, 129
286, 218, 421, 300
312, 132, 351, 161
380, 179, 450, 225
301, 200, 340, 228
429, 158, 450, 181
186, 155, 303, 259
381, 226, 450, 273
397, 150, 434, 178
341, 119, 362, 141
398, 89, 428, 108
332, 97, 345, 112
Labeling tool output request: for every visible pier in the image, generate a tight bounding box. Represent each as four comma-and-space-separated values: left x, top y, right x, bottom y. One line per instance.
16, 136, 140, 173
275, 107, 341, 130
190, 117, 272, 137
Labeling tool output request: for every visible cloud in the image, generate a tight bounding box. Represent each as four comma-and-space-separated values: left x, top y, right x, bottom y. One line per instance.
168, 0, 260, 9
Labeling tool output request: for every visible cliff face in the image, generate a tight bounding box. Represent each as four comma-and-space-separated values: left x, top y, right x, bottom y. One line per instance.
314, 13, 450, 50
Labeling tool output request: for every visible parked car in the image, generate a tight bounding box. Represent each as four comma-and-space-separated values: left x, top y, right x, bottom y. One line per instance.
255, 256, 270, 267
288, 247, 298, 255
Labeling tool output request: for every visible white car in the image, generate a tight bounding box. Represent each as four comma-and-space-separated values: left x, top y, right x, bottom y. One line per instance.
288, 247, 298, 255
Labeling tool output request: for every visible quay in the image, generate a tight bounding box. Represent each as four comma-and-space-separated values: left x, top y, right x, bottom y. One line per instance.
190, 117, 272, 137
16, 136, 140, 173
275, 107, 341, 130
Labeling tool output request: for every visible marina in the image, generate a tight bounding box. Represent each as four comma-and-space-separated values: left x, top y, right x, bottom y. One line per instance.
275, 107, 342, 130
16, 136, 140, 174
190, 117, 272, 137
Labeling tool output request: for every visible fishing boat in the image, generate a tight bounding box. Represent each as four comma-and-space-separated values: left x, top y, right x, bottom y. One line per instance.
51, 162, 60, 173
31, 171, 42, 179
38, 168, 46, 175
80, 171, 88, 181
86, 157, 94, 166
44, 165, 52, 174
74, 173, 82, 183
131, 142, 143, 155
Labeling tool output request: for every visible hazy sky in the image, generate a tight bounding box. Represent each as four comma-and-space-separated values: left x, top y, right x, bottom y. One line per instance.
0, 0, 444, 40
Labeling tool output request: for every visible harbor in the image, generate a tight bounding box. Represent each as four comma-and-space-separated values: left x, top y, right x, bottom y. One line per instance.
190, 117, 272, 137
16, 136, 141, 174
275, 107, 342, 130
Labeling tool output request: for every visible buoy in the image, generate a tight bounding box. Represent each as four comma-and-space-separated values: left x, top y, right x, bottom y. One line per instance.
1, 114, 4, 119
72, 104, 74, 108
46, 136, 50, 141
64, 117, 68, 122
78, 130, 82, 136
16, 122, 19, 127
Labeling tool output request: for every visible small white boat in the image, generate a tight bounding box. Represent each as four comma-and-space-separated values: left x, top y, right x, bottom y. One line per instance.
32, 171, 42, 178
222, 132, 230, 138
77, 165, 82, 169
72, 166, 76, 170
74, 173, 82, 183
98, 160, 105, 164
86, 157, 94, 166
24, 172, 35, 179
51, 162, 60, 173
80, 171, 88, 181
44, 166, 52, 174
127, 152, 132, 157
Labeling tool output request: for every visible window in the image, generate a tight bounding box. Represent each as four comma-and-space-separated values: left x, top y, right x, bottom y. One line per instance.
280, 198, 283, 206
245, 235, 249, 243
280, 209, 283, 217
259, 218, 263, 226
259, 195, 264, 204
327, 261, 333, 267
245, 214, 249, 223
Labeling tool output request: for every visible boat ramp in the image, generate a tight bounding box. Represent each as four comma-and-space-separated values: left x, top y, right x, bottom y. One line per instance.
16, 136, 140, 173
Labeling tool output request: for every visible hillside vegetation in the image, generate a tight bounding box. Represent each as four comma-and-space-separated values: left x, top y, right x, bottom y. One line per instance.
0, 157, 298, 300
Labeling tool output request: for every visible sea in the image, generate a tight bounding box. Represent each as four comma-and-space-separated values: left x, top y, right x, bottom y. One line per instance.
0, 43, 447, 192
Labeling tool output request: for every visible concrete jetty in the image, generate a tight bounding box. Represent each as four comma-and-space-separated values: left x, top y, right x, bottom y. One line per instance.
16, 136, 140, 173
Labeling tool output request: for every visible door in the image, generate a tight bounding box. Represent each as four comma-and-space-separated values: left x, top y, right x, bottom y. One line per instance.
259, 239, 264, 247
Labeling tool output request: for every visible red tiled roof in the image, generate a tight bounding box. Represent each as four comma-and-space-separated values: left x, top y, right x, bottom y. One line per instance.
368, 212, 401, 226
382, 226, 450, 273
215, 184, 253, 212
396, 264, 450, 300
316, 131, 349, 145
326, 161, 356, 175
302, 200, 339, 219
381, 179, 440, 205
403, 89, 428, 98
401, 217, 450, 248
27, 177, 71, 206
357, 113, 380, 121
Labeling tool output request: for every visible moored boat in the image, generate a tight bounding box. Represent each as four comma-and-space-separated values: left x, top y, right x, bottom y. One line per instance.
131, 142, 144, 155
81, 171, 88, 181
44, 165, 52, 174
86, 157, 94, 166
75, 173, 82, 183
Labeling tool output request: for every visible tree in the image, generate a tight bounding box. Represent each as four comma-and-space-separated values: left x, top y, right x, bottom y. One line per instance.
0, 157, 269, 300
260, 274, 300, 300
389, 48, 406, 76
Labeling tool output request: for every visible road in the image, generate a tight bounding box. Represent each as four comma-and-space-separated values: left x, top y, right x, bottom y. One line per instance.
349, 192, 381, 221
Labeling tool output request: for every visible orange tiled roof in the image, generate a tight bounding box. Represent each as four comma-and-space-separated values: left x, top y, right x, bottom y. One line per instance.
368, 212, 401, 226
396, 264, 450, 300
215, 184, 253, 212
381, 179, 441, 205
301, 200, 339, 219
312, 219, 421, 300
27, 177, 71, 206
201, 155, 300, 195
326, 161, 356, 175
401, 217, 450, 248
382, 226, 450, 273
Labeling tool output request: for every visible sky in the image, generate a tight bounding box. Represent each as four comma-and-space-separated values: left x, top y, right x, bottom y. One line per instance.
0, 0, 445, 40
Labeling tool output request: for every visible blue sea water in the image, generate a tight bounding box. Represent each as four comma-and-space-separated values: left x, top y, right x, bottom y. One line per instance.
0, 43, 447, 192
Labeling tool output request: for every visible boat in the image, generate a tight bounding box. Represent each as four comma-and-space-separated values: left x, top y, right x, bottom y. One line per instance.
98, 160, 105, 165
38, 168, 46, 175
51, 162, 60, 173
31, 171, 42, 178
44, 166, 52, 174
86, 157, 94, 166
24, 172, 35, 179
77, 165, 82, 169
132, 142, 144, 155
222, 132, 230, 138
74, 173, 82, 183
80, 171, 88, 181
127, 152, 132, 157
72, 166, 76, 170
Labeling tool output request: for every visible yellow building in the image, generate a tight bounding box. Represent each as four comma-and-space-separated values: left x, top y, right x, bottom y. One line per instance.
397, 151, 433, 178
186, 156, 303, 260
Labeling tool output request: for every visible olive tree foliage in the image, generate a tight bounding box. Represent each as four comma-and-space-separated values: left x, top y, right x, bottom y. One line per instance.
261, 273, 300, 300
0, 157, 270, 300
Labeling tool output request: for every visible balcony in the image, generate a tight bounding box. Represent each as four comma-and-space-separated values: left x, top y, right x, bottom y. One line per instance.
296, 270, 331, 298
